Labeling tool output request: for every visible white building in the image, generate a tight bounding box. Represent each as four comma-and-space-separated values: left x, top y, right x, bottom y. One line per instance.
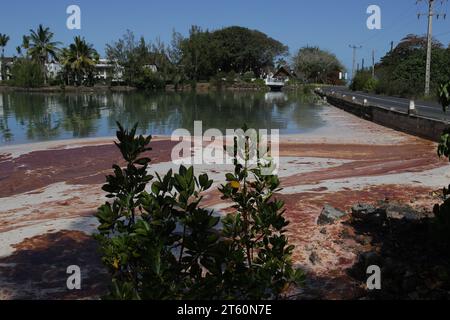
1, 58, 151, 84
46, 61, 62, 79
43, 58, 124, 83
94, 59, 124, 83
0, 58, 14, 81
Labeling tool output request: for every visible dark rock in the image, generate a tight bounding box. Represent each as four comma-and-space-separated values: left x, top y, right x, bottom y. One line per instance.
351, 203, 386, 225
317, 205, 347, 225
384, 204, 421, 221
309, 251, 321, 265
351, 203, 375, 218
320, 228, 327, 235
360, 251, 382, 268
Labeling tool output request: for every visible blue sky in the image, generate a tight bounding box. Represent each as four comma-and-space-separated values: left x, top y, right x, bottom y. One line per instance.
1, 0, 450, 71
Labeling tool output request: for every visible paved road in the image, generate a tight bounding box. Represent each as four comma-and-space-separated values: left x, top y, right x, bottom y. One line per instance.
321, 86, 450, 122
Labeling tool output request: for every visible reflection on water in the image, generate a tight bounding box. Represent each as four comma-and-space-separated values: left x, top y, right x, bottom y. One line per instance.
0, 91, 325, 146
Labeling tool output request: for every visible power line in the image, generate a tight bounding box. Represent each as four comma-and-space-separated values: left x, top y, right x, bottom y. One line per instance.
356, 5, 420, 76
359, 5, 418, 46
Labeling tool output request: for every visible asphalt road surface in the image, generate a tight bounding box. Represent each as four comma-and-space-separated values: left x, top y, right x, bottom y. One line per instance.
321, 86, 450, 122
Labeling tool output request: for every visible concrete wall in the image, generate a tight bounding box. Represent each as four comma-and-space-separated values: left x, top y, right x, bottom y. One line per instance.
320, 93, 449, 142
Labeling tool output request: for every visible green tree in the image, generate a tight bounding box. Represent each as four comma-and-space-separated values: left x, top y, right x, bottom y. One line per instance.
106, 30, 151, 85
0, 33, 10, 81
375, 34, 450, 97
106, 26, 288, 87
9, 58, 44, 88
293, 46, 345, 84
350, 69, 378, 92
179, 25, 212, 81
180, 26, 288, 80
211, 26, 288, 76
60, 36, 99, 86
167, 30, 187, 89
27, 24, 61, 84
106, 31, 171, 89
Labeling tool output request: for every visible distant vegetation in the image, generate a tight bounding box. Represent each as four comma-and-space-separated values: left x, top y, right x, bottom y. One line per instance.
0, 25, 291, 90
0, 24, 349, 90
6, 27, 450, 97
105, 26, 288, 88
351, 34, 450, 98
292, 46, 346, 85
2, 24, 99, 88
0, 33, 10, 81
9, 59, 44, 88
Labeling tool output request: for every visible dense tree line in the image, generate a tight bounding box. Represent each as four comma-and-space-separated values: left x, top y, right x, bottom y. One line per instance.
180, 26, 288, 79
1, 23, 351, 89
105, 26, 288, 87
352, 34, 450, 98
1, 24, 99, 87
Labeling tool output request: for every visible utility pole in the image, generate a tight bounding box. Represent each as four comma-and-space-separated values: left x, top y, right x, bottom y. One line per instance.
424, 0, 434, 96
418, 0, 447, 96
372, 49, 375, 78
349, 45, 362, 80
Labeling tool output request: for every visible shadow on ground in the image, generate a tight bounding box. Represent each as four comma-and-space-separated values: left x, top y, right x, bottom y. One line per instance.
0, 230, 109, 300
345, 203, 450, 300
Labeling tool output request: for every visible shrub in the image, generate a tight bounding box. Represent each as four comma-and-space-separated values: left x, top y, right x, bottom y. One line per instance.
133, 69, 165, 90
218, 128, 304, 298
252, 78, 266, 87
226, 71, 237, 86
96, 123, 220, 299
10, 59, 44, 88
350, 70, 376, 93
434, 85, 450, 244
363, 77, 378, 92
242, 71, 255, 83
96, 123, 303, 300
438, 80, 450, 112
301, 84, 314, 95
48, 77, 63, 87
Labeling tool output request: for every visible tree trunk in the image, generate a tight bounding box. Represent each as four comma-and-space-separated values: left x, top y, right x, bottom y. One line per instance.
1, 48, 4, 81
41, 57, 48, 85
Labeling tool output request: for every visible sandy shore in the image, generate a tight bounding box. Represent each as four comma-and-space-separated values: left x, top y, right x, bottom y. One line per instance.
0, 104, 449, 299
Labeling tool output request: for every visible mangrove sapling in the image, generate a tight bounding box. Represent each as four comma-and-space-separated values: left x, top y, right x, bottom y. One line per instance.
95, 122, 303, 300
434, 82, 450, 244
96, 122, 221, 299
218, 127, 304, 299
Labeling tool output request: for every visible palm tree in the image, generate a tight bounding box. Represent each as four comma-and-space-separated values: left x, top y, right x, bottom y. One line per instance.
60, 36, 99, 86
0, 33, 10, 81
22, 36, 30, 55
28, 25, 60, 84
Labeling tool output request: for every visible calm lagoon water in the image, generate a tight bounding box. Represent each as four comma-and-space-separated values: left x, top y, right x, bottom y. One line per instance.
0, 91, 325, 146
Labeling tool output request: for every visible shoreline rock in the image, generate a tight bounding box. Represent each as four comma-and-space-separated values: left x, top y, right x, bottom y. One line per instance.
317, 204, 347, 225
